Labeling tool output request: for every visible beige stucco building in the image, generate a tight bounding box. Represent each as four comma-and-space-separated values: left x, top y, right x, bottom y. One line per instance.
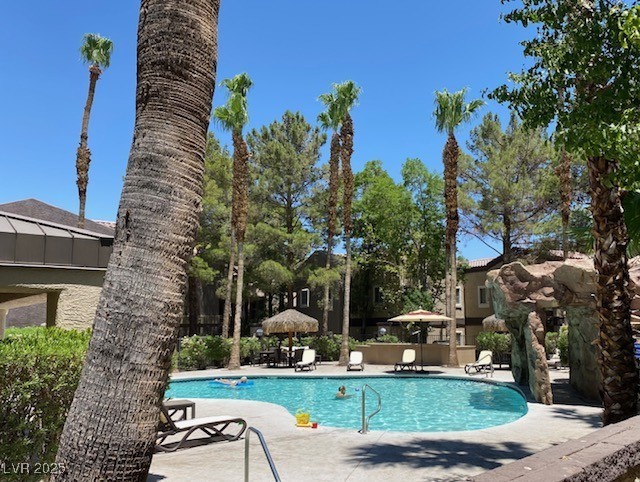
0, 200, 114, 336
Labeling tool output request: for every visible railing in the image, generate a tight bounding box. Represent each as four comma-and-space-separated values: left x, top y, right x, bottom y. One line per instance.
244, 426, 281, 482
359, 384, 382, 434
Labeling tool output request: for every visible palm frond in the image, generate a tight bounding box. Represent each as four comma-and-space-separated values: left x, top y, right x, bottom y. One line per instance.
80, 33, 113, 68
433, 88, 483, 135
212, 73, 253, 131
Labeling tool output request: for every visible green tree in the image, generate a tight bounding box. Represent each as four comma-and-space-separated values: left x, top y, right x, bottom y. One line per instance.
54, 1, 219, 478
401, 158, 446, 303
247, 111, 325, 310
213, 73, 253, 370
433, 88, 483, 367
460, 113, 555, 262
495, 0, 640, 425
335, 81, 361, 366
353, 160, 414, 322
75, 33, 113, 229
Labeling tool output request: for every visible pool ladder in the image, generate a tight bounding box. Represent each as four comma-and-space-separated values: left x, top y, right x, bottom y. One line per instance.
244, 426, 281, 481
359, 384, 382, 434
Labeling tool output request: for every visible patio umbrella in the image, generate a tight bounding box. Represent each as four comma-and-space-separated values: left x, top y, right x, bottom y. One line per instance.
388, 310, 453, 372
262, 309, 319, 366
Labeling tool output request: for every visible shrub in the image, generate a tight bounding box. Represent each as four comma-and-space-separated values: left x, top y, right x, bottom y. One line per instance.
177, 335, 209, 370
475, 331, 511, 357
364, 334, 400, 344
0, 327, 90, 480
204, 335, 232, 367
298, 335, 357, 361
545, 332, 559, 358
557, 325, 569, 365
239, 337, 261, 361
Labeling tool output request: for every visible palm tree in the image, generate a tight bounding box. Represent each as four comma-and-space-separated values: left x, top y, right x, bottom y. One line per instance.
317, 91, 342, 335
54, 1, 219, 479
335, 81, 361, 366
75, 33, 113, 229
433, 88, 483, 367
213, 73, 253, 370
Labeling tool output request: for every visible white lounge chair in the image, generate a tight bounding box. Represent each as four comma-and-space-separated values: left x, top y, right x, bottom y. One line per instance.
394, 349, 416, 372
465, 350, 493, 375
347, 351, 364, 371
156, 404, 247, 452
295, 348, 317, 371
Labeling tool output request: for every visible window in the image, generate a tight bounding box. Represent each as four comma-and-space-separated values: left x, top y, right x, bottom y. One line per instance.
374, 286, 383, 304
455, 287, 462, 308
300, 288, 310, 308
478, 286, 489, 308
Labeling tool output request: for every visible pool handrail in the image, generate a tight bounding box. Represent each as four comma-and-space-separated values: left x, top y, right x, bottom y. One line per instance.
244, 426, 281, 482
359, 384, 381, 434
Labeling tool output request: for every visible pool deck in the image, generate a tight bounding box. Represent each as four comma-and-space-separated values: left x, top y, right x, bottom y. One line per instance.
149, 363, 602, 482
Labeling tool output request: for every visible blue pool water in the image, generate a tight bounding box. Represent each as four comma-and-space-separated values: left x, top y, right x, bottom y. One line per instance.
167, 377, 527, 432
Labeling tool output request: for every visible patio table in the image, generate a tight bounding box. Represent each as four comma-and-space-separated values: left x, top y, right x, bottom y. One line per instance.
163, 399, 195, 420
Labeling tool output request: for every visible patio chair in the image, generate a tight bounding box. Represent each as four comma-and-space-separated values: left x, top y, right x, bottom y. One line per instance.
156, 404, 247, 453
294, 349, 317, 371
347, 351, 364, 371
394, 349, 416, 372
465, 350, 493, 375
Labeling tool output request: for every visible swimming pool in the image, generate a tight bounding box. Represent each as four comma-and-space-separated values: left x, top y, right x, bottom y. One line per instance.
166, 376, 528, 432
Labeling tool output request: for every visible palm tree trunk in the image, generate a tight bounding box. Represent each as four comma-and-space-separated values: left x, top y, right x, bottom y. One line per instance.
443, 133, 459, 367
322, 131, 341, 334
228, 240, 244, 370
222, 226, 235, 338
54, 1, 219, 479
587, 156, 637, 425
76, 65, 101, 229
339, 114, 354, 366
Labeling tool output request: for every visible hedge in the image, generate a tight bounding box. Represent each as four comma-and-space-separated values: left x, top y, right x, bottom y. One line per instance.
0, 327, 90, 481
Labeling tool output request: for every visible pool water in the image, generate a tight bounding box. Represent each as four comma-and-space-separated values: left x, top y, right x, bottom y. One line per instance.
167, 377, 527, 432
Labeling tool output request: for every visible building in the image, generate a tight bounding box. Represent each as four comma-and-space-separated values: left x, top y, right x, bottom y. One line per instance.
0, 199, 114, 336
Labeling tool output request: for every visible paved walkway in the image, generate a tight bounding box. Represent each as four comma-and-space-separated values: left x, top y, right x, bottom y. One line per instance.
149, 363, 602, 482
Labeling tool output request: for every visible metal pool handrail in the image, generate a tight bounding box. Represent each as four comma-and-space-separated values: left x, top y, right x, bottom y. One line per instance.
359, 384, 382, 434
244, 426, 281, 481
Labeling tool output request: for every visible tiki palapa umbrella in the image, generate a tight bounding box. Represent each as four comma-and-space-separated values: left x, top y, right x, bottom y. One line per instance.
388, 309, 453, 372
262, 309, 319, 366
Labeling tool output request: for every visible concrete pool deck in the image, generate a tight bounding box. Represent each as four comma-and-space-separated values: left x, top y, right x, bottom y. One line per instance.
149, 363, 602, 482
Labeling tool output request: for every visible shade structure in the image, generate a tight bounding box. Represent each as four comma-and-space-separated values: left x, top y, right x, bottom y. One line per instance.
388, 310, 453, 372
261, 309, 319, 335
388, 309, 452, 324
482, 315, 508, 333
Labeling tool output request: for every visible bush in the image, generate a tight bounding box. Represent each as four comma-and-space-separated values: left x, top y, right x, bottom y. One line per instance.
557, 325, 569, 365
545, 332, 559, 358
299, 334, 357, 361
0, 327, 90, 480
475, 331, 511, 357
177, 335, 209, 370
364, 334, 400, 344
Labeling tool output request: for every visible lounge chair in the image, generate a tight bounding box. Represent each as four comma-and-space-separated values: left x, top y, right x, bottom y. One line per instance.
465, 350, 493, 375
156, 404, 247, 452
394, 349, 416, 372
347, 351, 364, 371
294, 349, 316, 371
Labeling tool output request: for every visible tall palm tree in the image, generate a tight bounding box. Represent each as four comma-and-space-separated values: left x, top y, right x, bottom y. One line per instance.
213, 73, 253, 370
335, 81, 361, 366
54, 1, 219, 479
433, 88, 483, 367
317, 91, 342, 335
75, 33, 113, 229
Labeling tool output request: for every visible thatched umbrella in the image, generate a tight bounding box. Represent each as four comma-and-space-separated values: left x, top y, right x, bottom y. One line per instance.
482, 315, 508, 333
262, 309, 319, 356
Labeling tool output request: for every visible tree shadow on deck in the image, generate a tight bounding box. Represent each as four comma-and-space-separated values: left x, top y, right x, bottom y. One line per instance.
346, 438, 531, 473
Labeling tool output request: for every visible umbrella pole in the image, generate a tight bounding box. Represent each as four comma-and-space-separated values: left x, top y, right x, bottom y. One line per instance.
288, 331, 293, 367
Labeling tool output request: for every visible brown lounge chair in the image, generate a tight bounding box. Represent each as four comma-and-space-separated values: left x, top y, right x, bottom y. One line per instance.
156, 404, 247, 452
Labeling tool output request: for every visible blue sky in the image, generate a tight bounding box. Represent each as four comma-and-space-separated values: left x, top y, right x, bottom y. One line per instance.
0, 1, 530, 260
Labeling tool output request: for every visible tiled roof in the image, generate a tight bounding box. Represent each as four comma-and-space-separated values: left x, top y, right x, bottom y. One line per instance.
467, 257, 497, 269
